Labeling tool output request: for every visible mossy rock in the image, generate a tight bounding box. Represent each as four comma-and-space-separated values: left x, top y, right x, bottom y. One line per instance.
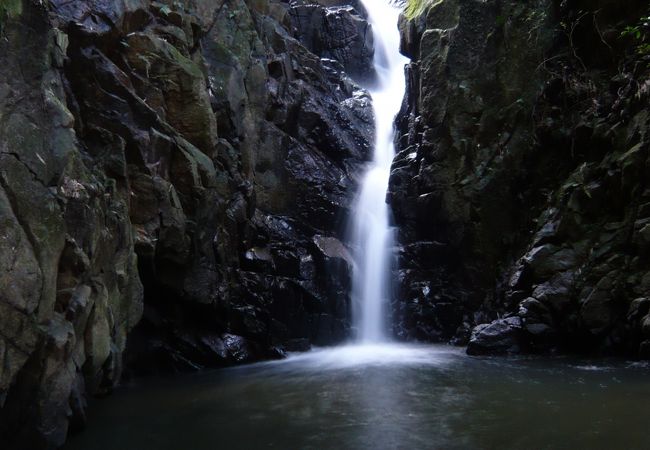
0, 0, 22, 34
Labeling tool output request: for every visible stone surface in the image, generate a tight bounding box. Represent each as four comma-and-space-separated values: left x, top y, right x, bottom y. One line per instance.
391, 0, 650, 357
0, 0, 373, 447
289, 1, 375, 83
467, 316, 524, 356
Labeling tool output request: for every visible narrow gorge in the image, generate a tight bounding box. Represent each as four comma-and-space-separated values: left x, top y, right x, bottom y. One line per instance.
1, 0, 650, 448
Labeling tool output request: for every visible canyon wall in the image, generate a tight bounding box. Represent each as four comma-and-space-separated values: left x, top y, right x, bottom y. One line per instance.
0, 0, 372, 447
391, 0, 650, 356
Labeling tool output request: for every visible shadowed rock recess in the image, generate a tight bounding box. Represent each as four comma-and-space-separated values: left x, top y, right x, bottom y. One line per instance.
390, 0, 650, 356
0, 0, 373, 447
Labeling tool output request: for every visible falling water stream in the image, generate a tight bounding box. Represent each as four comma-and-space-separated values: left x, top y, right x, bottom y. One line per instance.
351, 0, 409, 343
64, 3, 650, 449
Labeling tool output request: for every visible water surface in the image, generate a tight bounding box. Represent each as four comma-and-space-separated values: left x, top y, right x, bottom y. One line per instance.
66, 344, 650, 450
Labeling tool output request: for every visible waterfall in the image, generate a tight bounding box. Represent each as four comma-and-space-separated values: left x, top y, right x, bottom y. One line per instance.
351, 0, 408, 343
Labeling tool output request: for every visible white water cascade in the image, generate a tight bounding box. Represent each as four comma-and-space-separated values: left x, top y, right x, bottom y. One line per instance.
351, 0, 409, 343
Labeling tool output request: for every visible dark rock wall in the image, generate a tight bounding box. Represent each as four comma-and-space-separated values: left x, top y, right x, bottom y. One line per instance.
0, 0, 373, 447
391, 0, 650, 356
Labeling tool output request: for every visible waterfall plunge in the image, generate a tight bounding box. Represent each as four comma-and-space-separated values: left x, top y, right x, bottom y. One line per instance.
352, 0, 408, 343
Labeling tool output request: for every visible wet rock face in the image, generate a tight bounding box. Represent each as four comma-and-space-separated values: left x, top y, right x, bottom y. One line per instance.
0, 0, 372, 447
289, 1, 375, 83
391, 0, 650, 356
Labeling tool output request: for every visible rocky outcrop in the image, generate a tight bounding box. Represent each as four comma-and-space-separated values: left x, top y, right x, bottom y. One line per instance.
0, 0, 373, 447
391, 0, 650, 357
289, 0, 375, 83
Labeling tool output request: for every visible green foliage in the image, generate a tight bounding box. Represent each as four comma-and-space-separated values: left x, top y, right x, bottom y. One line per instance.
620, 12, 650, 57
622, 25, 642, 40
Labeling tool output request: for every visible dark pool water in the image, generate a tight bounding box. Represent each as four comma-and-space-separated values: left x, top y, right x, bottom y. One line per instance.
65, 344, 650, 450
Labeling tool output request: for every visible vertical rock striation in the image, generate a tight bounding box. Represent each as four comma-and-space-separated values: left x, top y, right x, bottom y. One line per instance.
0, 0, 374, 447
391, 0, 650, 356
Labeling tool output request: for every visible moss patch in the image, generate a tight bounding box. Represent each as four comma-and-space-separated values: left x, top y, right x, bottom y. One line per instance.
0, 0, 22, 33
404, 0, 442, 20
0, 0, 23, 20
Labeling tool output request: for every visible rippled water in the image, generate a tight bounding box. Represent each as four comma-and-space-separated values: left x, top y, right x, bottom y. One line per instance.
66, 344, 650, 450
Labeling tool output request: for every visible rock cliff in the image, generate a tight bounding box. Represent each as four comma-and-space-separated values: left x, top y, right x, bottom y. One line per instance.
391, 0, 650, 357
0, 0, 373, 447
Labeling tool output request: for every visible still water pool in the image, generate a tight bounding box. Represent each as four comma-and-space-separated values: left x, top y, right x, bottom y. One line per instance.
65, 344, 650, 449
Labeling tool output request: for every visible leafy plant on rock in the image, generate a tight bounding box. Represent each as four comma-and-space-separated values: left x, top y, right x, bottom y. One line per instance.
620, 11, 650, 57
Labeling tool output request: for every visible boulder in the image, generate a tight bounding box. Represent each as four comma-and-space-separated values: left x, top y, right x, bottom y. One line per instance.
467, 317, 524, 356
